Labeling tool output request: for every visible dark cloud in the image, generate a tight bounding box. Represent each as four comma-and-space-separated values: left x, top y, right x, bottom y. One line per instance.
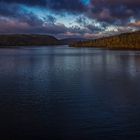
76, 16, 104, 33
0, 0, 139, 38
0, 0, 46, 7
1, 0, 87, 13
76, 16, 88, 26
45, 15, 57, 24
0, 2, 43, 26
46, 0, 86, 13
89, 0, 140, 24
0, 0, 89, 38
0, 17, 64, 34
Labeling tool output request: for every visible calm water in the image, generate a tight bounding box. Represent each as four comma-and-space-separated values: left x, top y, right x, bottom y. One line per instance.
0, 46, 140, 140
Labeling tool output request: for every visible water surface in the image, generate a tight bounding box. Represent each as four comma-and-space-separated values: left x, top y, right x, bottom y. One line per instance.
0, 46, 140, 140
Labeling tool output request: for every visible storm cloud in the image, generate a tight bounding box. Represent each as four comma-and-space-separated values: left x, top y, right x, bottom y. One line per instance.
0, 0, 139, 38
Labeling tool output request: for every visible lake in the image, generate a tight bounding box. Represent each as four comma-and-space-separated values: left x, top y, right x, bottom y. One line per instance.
0, 46, 140, 140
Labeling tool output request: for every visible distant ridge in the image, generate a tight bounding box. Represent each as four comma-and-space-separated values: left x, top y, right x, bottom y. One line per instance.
0, 34, 60, 47
70, 31, 140, 50
59, 38, 87, 45
0, 34, 88, 47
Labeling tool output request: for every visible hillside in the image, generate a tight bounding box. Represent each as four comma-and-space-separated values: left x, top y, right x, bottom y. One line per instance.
0, 34, 60, 47
60, 38, 87, 45
70, 31, 140, 50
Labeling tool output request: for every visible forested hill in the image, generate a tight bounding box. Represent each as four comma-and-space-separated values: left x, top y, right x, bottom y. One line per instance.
70, 31, 140, 50
0, 34, 60, 47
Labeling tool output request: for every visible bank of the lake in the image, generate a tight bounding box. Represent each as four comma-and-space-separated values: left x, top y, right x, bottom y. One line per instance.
0, 34, 86, 48
0, 34, 60, 47
70, 31, 140, 50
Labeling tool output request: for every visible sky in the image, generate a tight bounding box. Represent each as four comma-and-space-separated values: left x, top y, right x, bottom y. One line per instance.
0, 0, 139, 39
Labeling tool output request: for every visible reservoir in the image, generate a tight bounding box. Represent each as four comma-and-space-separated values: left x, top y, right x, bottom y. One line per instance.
0, 46, 140, 139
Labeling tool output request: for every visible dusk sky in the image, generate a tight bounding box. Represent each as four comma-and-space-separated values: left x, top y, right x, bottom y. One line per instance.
0, 0, 140, 39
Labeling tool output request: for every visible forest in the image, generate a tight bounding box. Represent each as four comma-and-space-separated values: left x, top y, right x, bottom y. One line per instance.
70, 31, 140, 50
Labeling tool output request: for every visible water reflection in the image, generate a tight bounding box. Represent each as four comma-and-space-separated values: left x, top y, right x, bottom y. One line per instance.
0, 46, 140, 139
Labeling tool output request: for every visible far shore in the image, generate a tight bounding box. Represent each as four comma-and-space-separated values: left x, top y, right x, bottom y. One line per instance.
70, 31, 140, 50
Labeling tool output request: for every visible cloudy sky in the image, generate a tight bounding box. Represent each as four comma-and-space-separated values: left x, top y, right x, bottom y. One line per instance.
0, 0, 139, 39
